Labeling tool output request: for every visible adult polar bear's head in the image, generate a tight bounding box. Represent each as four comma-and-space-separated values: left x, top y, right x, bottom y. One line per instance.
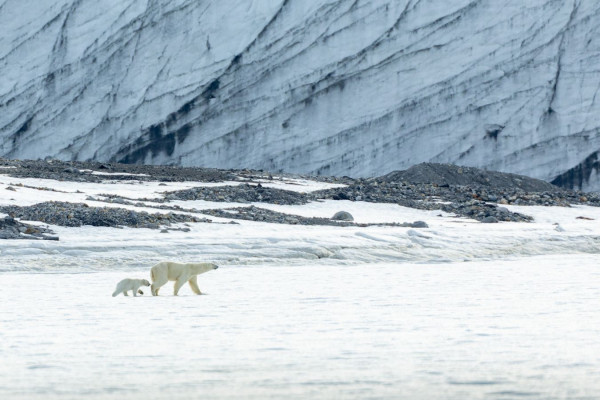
190, 263, 219, 274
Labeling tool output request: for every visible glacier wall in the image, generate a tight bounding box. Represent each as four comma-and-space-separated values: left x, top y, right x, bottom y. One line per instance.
1, 0, 600, 190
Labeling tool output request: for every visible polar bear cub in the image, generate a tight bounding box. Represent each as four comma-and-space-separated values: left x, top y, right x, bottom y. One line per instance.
112, 278, 151, 297
150, 262, 218, 296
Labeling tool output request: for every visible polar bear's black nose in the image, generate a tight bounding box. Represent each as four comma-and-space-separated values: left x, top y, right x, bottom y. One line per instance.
214, 265, 219, 269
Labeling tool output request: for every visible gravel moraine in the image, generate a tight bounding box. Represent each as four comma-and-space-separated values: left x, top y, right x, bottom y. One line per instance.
0, 157, 347, 184
0, 202, 210, 228
2, 159, 600, 227
309, 164, 600, 223
200, 205, 429, 228
0, 158, 235, 183
164, 183, 308, 205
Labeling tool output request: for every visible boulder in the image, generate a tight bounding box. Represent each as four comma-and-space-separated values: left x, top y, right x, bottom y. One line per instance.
331, 211, 354, 221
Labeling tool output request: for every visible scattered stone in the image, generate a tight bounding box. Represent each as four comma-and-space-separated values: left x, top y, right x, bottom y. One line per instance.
482, 216, 499, 223
576, 216, 594, 220
332, 191, 350, 200
0, 216, 57, 240
5, 186, 16, 191
331, 211, 354, 221
410, 221, 428, 228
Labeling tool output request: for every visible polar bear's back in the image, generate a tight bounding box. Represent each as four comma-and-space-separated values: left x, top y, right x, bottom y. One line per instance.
151, 261, 186, 281
150, 262, 216, 281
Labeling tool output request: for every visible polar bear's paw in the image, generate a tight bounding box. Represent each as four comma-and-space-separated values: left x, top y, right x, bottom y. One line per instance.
137, 289, 144, 295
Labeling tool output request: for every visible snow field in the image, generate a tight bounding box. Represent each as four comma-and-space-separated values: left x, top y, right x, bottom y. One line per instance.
1, 258, 600, 399
1, 173, 600, 398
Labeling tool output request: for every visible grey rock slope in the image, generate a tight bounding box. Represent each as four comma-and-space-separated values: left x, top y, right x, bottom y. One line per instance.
380, 163, 561, 192
2, 0, 600, 190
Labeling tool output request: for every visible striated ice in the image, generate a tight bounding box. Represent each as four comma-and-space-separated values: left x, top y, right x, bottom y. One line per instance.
1, 1, 600, 190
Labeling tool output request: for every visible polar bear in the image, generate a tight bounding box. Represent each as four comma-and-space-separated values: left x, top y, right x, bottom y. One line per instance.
112, 278, 150, 297
150, 262, 218, 296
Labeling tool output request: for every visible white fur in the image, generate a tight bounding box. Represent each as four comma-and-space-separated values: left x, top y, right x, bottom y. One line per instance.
150, 262, 218, 296
112, 278, 150, 297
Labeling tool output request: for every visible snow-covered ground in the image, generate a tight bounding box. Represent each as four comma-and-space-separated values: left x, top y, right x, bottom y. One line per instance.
2, 173, 600, 271
2, 258, 600, 400
1, 173, 600, 399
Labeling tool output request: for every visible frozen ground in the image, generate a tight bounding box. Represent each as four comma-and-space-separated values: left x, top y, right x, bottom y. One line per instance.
1, 172, 600, 399
2, 258, 600, 400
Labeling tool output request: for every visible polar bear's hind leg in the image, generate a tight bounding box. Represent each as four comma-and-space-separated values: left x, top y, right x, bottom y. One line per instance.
150, 265, 168, 296
151, 281, 165, 296
151, 277, 167, 296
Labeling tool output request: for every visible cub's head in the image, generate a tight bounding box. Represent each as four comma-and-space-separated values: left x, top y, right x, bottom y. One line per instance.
141, 279, 151, 286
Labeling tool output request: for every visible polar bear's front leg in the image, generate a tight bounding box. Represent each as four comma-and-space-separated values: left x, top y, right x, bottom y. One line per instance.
123, 290, 129, 296
173, 275, 189, 296
188, 276, 202, 295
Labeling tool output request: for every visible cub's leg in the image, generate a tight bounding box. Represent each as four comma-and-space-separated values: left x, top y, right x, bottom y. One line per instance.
188, 276, 202, 295
173, 275, 189, 296
123, 290, 129, 296
133, 286, 139, 297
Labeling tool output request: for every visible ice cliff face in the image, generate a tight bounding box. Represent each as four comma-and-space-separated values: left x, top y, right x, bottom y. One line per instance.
1, 0, 600, 190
